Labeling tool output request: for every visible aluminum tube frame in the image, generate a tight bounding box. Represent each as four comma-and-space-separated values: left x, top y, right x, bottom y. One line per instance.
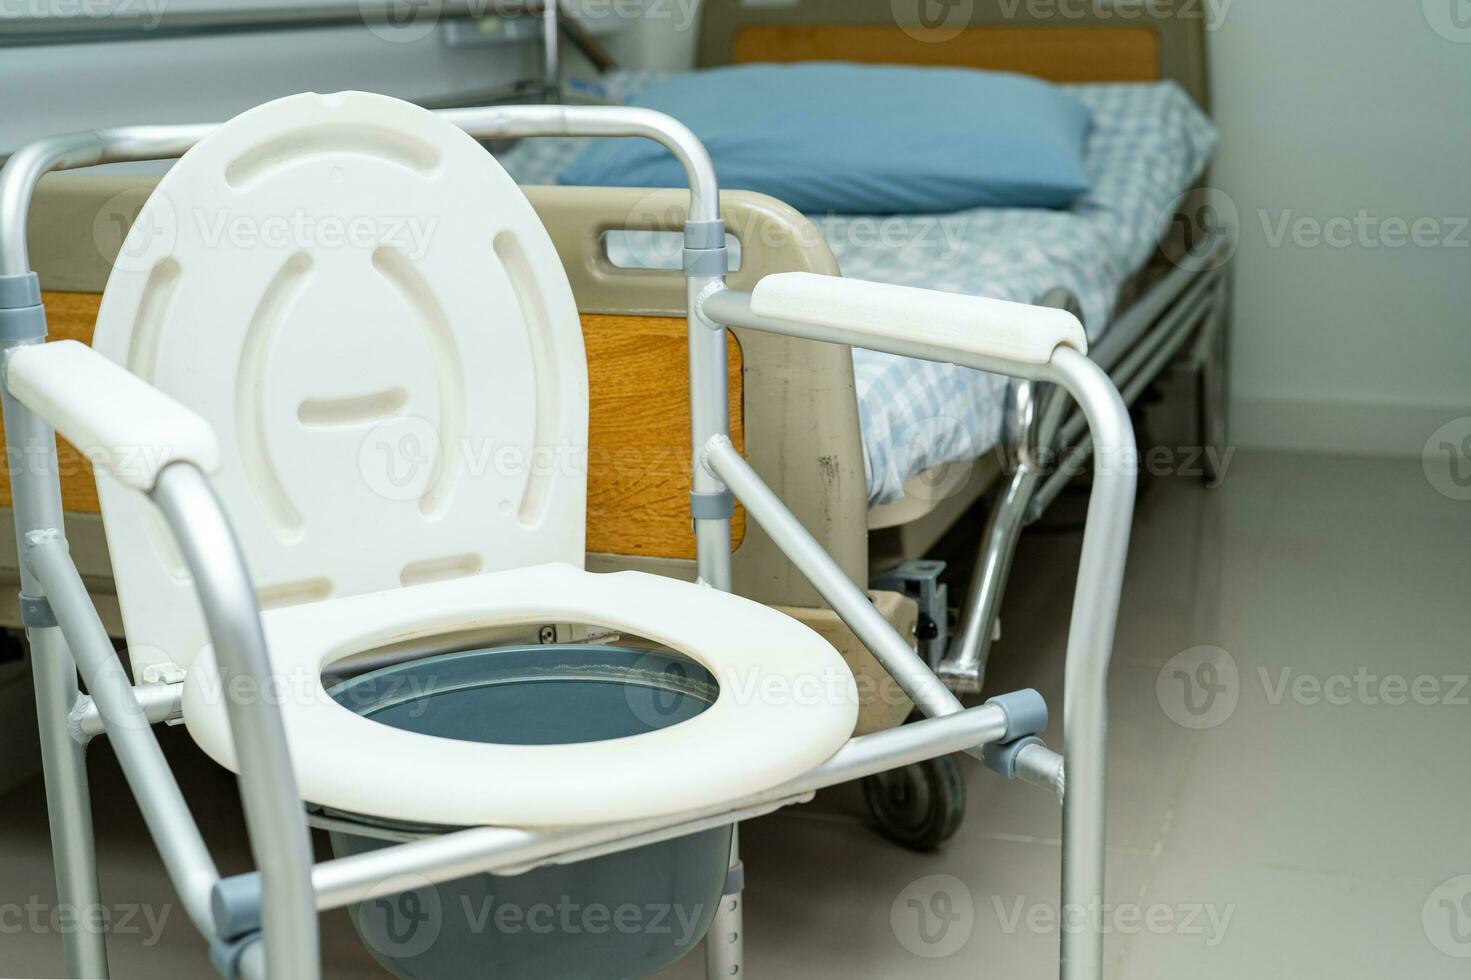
27, 536, 222, 936
1014, 742, 1066, 804
687, 277, 733, 591
71, 682, 183, 741
224, 703, 1006, 911
304, 702, 1007, 912
1046, 347, 1134, 980
24, 627, 108, 977
1030, 275, 1218, 521
147, 464, 319, 979
0, 372, 108, 978
703, 437, 969, 725
699, 289, 1137, 980
0, 107, 719, 276
706, 829, 743, 978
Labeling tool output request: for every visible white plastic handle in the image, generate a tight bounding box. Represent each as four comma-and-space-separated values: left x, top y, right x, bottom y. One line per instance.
4, 340, 219, 492
750, 272, 1088, 365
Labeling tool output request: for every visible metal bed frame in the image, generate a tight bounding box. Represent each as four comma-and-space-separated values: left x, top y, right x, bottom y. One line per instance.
938, 249, 1231, 693
0, 105, 1136, 980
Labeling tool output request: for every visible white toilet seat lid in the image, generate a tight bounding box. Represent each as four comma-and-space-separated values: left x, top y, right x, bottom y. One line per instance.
182, 564, 859, 826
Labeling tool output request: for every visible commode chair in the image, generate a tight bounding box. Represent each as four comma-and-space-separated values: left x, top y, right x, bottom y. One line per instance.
0, 93, 1137, 980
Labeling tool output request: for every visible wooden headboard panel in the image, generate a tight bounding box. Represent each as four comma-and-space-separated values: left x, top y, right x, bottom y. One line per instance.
697, 0, 1211, 110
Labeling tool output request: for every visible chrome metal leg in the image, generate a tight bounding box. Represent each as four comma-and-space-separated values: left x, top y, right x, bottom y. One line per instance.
939, 380, 1068, 695
28, 625, 110, 979
938, 462, 1037, 694
705, 828, 744, 978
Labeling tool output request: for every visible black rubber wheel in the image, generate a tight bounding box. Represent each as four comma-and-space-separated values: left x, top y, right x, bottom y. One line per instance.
861, 754, 966, 852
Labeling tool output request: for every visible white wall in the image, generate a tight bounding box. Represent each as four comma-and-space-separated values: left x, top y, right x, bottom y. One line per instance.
1209, 1, 1471, 455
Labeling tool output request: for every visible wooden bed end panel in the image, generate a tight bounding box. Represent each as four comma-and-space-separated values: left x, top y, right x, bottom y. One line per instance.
697, 0, 1212, 110
731, 24, 1160, 86
581, 313, 745, 559
1, 296, 742, 562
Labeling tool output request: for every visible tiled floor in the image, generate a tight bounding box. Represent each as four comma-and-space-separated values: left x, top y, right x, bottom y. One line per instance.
1, 451, 1467, 978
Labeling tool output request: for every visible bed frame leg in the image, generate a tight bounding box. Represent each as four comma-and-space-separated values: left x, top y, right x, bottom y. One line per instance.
705, 827, 744, 978
28, 624, 110, 979
1197, 268, 1232, 485
938, 461, 1036, 694
939, 378, 1059, 694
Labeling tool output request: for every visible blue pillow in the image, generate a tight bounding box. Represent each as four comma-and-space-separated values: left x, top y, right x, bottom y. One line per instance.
558, 63, 1093, 214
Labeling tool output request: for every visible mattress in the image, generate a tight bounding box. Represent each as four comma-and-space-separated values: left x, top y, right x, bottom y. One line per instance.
501, 72, 1218, 506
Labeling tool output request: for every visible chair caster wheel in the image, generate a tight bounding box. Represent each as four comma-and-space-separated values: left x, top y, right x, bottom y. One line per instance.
861, 753, 966, 852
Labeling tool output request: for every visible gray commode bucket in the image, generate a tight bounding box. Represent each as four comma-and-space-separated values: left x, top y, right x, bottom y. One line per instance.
324, 643, 731, 980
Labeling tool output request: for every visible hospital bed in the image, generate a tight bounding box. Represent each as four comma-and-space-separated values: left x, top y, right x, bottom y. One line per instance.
0, 0, 1230, 849
517, 0, 1233, 696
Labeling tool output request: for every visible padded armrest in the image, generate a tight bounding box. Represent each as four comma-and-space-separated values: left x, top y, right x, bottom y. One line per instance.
750, 272, 1088, 365
4, 340, 219, 492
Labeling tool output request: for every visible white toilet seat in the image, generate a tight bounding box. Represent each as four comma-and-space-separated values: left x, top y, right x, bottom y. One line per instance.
182, 563, 859, 827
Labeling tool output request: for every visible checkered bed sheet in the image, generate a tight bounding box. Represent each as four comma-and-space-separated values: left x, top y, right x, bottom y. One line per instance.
501, 72, 1217, 505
